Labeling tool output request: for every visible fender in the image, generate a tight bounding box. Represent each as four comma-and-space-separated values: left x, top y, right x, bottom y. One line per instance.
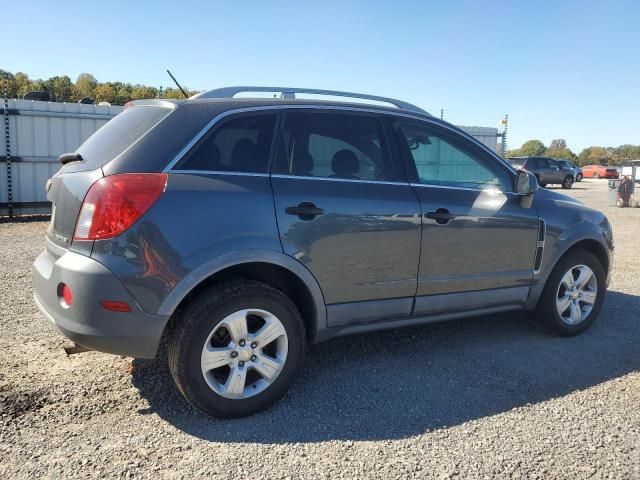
157, 249, 327, 338
524, 226, 610, 310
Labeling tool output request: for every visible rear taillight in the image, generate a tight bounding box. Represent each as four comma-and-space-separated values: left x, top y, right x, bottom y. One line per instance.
74, 173, 167, 240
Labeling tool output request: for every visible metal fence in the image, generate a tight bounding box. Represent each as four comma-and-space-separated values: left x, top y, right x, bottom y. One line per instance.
1, 99, 122, 216
459, 126, 499, 152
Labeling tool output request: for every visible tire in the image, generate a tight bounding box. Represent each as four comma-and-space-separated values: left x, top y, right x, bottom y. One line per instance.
168, 280, 306, 418
535, 249, 606, 336
593, 172, 600, 179
561, 175, 574, 189
576, 173, 583, 182
535, 175, 547, 188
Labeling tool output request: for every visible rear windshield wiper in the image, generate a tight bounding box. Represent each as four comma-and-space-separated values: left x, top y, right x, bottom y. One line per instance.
58, 153, 83, 165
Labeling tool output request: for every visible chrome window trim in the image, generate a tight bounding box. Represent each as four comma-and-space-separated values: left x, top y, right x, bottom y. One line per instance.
271, 174, 409, 186
163, 104, 515, 175
409, 182, 518, 196
169, 170, 410, 185
170, 169, 270, 177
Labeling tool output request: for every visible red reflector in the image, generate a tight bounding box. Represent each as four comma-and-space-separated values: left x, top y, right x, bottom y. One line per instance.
100, 301, 132, 313
74, 173, 167, 240
61, 284, 72, 306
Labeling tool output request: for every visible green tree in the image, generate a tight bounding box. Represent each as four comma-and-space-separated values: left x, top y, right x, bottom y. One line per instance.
163, 87, 188, 99
519, 139, 546, 156
75, 73, 98, 98
93, 83, 117, 104
45, 75, 75, 102
505, 148, 521, 157
545, 138, 577, 161
609, 144, 640, 165
548, 138, 567, 151
131, 85, 158, 100
578, 146, 608, 166
13, 72, 33, 98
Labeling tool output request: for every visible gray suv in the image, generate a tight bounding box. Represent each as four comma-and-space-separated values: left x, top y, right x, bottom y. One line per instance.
33, 87, 613, 418
509, 156, 575, 188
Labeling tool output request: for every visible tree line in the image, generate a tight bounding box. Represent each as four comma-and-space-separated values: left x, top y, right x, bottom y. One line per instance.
506, 139, 640, 167
0, 70, 197, 105
2, 70, 638, 166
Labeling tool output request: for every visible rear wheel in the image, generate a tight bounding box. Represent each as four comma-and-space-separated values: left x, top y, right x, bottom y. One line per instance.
535, 249, 606, 336
576, 173, 583, 182
562, 175, 574, 189
593, 172, 600, 179
168, 280, 306, 418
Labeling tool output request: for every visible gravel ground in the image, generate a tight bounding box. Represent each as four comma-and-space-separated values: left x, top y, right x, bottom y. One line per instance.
1, 179, 638, 479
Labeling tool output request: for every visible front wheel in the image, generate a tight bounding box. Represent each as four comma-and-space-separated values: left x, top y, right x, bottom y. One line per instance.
576, 173, 583, 182
535, 249, 606, 336
562, 175, 574, 189
168, 280, 306, 418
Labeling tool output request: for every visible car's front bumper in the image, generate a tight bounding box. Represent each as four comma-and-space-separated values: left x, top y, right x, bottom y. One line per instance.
32, 244, 168, 358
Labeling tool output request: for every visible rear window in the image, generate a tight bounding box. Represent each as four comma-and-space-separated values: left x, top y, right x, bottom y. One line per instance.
75, 106, 171, 171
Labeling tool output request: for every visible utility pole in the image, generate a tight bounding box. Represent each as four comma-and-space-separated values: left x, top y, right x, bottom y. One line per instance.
500, 114, 509, 158
3, 72, 13, 218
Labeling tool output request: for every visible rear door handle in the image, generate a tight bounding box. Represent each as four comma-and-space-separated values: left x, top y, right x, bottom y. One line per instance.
285, 202, 324, 220
425, 208, 456, 225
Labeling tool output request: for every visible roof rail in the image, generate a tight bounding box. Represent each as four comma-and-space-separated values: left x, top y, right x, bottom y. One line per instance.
191, 86, 429, 115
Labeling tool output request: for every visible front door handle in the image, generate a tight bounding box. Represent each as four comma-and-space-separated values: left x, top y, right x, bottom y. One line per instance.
285, 202, 324, 221
425, 208, 456, 225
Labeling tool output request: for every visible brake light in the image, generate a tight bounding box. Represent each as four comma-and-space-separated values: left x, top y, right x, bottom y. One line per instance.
74, 173, 167, 240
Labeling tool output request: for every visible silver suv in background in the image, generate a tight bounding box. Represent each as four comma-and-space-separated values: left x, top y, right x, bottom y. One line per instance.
557, 160, 583, 182
509, 156, 575, 188
33, 87, 613, 418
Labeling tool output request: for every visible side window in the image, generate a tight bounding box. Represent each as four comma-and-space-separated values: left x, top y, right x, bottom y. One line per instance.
272, 111, 399, 182
397, 121, 510, 191
176, 113, 276, 173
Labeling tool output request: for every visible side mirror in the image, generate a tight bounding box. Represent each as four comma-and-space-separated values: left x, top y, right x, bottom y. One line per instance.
515, 170, 539, 208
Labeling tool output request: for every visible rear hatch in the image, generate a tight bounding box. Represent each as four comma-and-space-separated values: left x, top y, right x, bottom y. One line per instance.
46, 106, 173, 251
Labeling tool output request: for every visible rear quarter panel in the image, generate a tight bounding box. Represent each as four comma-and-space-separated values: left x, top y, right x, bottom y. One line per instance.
90, 173, 282, 314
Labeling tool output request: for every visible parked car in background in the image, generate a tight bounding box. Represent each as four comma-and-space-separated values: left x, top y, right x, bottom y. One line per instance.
33, 87, 613, 418
508, 156, 575, 188
556, 160, 583, 182
582, 165, 619, 179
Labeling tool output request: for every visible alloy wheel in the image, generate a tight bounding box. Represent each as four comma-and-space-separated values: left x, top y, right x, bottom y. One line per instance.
555, 264, 598, 325
200, 309, 288, 399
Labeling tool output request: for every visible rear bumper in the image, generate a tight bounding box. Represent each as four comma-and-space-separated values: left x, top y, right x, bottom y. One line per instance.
32, 247, 168, 358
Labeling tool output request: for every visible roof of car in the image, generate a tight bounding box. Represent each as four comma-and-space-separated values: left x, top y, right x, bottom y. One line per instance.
185, 97, 434, 118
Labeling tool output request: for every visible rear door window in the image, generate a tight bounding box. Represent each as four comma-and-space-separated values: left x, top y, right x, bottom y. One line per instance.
176, 113, 277, 173
75, 106, 171, 171
272, 111, 401, 182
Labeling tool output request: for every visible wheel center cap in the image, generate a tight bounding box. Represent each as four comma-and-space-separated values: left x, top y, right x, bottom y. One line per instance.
240, 349, 252, 360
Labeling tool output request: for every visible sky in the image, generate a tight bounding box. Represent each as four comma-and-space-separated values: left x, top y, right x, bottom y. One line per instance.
3, 0, 639, 152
